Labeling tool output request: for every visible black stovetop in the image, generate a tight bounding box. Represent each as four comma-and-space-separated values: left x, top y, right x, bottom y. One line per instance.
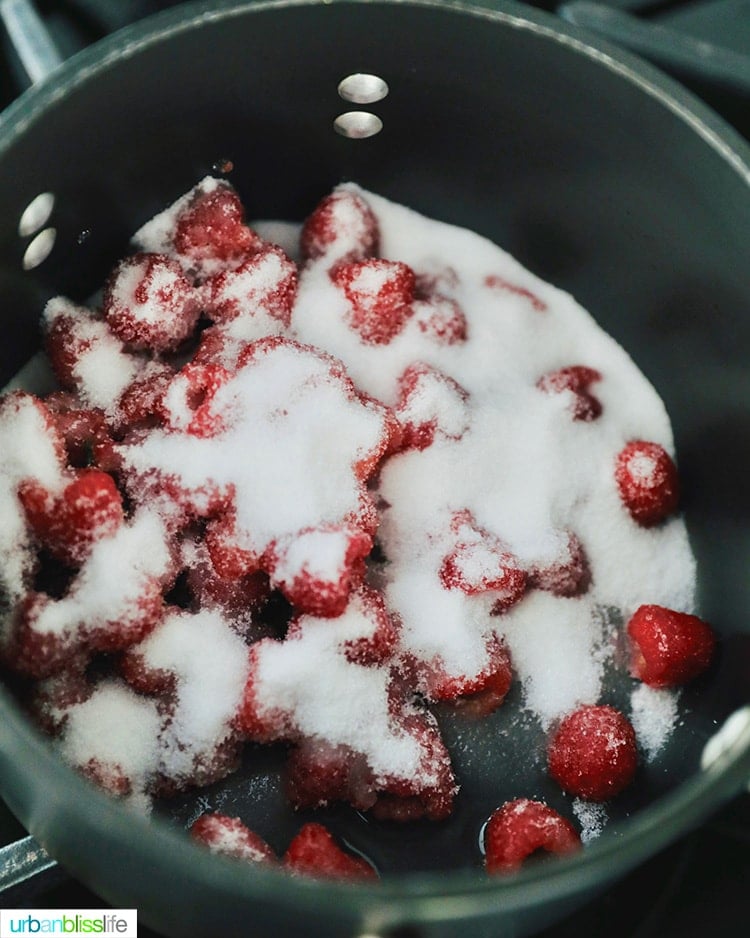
1, 2, 749, 936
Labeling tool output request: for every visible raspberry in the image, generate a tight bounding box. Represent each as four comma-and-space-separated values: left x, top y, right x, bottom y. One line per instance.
331, 259, 415, 345
615, 440, 680, 527
204, 245, 297, 327
103, 253, 201, 353
528, 531, 591, 598
190, 813, 276, 864
484, 799, 581, 874
267, 524, 373, 618
284, 823, 377, 882
19, 468, 125, 567
115, 363, 175, 431
44, 393, 111, 468
439, 510, 526, 609
485, 274, 547, 312
173, 182, 262, 267
428, 636, 513, 714
548, 704, 638, 801
395, 364, 470, 451
537, 365, 603, 422
627, 604, 716, 687
43, 298, 144, 413
300, 189, 379, 265
411, 295, 467, 345
158, 362, 232, 437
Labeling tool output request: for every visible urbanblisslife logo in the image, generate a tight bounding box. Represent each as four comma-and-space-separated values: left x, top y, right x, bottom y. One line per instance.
0, 910, 137, 937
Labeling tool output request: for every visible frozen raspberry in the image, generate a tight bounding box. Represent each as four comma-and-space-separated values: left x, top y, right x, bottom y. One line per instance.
43, 298, 145, 414
173, 181, 262, 266
615, 440, 680, 527
19, 468, 125, 567
528, 531, 591, 598
440, 510, 526, 609
267, 524, 373, 618
331, 258, 415, 345
103, 253, 201, 353
395, 364, 470, 451
537, 365, 603, 421
190, 813, 276, 864
300, 189, 379, 265
627, 604, 716, 687
485, 273, 547, 312
240, 590, 456, 820
29, 656, 91, 735
284, 823, 377, 882
115, 362, 175, 431
44, 393, 111, 468
7, 512, 174, 677
158, 362, 232, 437
411, 295, 467, 344
548, 704, 638, 801
484, 799, 581, 874
204, 245, 297, 327
428, 636, 513, 714
182, 536, 270, 626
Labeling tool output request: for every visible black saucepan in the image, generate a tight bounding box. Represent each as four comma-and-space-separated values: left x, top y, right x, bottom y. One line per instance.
1, 1, 750, 935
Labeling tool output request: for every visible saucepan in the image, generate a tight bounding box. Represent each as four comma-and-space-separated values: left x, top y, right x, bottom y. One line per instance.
1, 0, 750, 935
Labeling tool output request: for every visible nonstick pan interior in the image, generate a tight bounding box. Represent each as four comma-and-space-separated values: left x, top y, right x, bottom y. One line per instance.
1, 1, 750, 935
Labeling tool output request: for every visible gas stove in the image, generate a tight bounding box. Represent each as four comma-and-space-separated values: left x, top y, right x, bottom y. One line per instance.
0, 2, 749, 935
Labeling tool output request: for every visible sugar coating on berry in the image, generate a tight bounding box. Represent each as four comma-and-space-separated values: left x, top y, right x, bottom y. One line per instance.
240, 587, 454, 808
44, 298, 144, 415
16, 510, 173, 669
537, 365, 603, 422
58, 680, 161, 799
332, 259, 416, 345
395, 364, 470, 451
123, 608, 250, 785
204, 245, 297, 327
548, 704, 638, 801
104, 253, 201, 352
300, 189, 379, 265
190, 813, 275, 863
484, 799, 581, 873
0, 393, 66, 602
615, 440, 679, 526
118, 339, 391, 563
627, 603, 715, 687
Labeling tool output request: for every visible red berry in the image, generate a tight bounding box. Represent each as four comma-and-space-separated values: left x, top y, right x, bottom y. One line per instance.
537, 365, 603, 421
439, 510, 526, 608
190, 812, 276, 864
204, 245, 297, 327
484, 799, 581, 874
116, 363, 175, 431
158, 362, 232, 437
104, 253, 201, 352
331, 259, 415, 345
528, 531, 591, 598
627, 604, 716, 687
548, 704, 638, 801
431, 636, 513, 715
19, 468, 125, 567
267, 525, 373, 618
283, 823, 377, 882
44, 393, 111, 468
615, 440, 680, 526
174, 182, 261, 266
300, 189, 379, 265
395, 364, 470, 451
411, 295, 467, 345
